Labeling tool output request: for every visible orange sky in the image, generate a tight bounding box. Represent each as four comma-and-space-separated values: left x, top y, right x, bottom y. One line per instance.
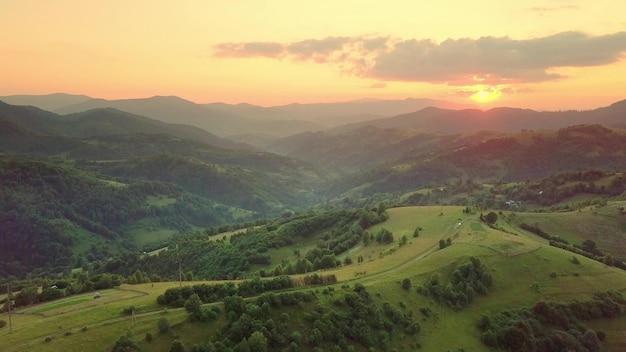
2, 0, 626, 110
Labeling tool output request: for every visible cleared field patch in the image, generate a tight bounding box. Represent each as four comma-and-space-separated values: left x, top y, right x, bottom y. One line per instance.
470, 221, 485, 232
20, 289, 146, 317
326, 206, 470, 281
457, 224, 541, 257
130, 223, 179, 248
513, 202, 626, 259
27, 296, 92, 315
146, 195, 177, 207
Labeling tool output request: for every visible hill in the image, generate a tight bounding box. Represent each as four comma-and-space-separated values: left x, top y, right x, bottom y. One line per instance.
0, 101, 248, 150
2, 205, 625, 352
319, 125, 626, 197
0, 156, 242, 278
330, 99, 626, 134
205, 97, 475, 126
0, 93, 91, 112
53, 96, 326, 137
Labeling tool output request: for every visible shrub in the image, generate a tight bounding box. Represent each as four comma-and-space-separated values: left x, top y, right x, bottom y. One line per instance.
157, 316, 171, 334
401, 278, 412, 290
0, 320, 6, 329
145, 332, 153, 342
44, 336, 53, 342
112, 334, 138, 352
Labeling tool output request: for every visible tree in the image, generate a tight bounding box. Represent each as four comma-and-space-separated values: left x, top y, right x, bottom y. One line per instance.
402, 278, 412, 290
378, 228, 394, 244
158, 316, 171, 334
169, 339, 187, 352
377, 202, 386, 216
582, 239, 597, 254
112, 334, 139, 352
247, 331, 268, 352
184, 294, 203, 321
400, 235, 408, 246
484, 212, 498, 225
439, 239, 447, 249
413, 227, 420, 238
15, 286, 39, 306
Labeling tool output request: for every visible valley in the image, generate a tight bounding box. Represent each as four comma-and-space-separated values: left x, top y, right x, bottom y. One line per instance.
1, 97, 626, 351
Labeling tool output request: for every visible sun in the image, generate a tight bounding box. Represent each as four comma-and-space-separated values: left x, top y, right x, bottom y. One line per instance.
470, 87, 502, 104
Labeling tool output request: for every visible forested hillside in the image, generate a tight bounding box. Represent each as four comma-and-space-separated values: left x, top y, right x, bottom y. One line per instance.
324, 125, 626, 197
0, 156, 238, 278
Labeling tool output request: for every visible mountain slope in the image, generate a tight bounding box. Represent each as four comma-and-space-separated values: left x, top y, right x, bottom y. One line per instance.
324, 125, 626, 197
205, 97, 475, 126
0, 93, 91, 111
331, 100, 626, 134
54, 96, 326, 137
0, 100, 248, 150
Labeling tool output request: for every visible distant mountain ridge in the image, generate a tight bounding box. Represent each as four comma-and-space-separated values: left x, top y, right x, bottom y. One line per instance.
330, 100, 626, 134
0, 100, 247, 150
2, 94, 475, 138
0, 93, 91, 111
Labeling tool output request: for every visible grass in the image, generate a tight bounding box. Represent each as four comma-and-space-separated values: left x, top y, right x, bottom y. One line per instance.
2, 205, 626, 352
145, 195, 177, 207
512, 201, 626, 258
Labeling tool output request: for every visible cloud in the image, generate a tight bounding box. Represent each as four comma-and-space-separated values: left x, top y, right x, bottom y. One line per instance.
213, 31, 626, 86
213, 42, 284, 58
528, 5, 579, 13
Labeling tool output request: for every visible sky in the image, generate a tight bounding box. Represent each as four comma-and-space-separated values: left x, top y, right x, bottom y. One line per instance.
2, 0, 626, 110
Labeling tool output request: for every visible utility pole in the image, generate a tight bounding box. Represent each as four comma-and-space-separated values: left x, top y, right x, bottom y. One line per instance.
6, 283, 12, 333
440, 188, 444, 215
177, 244, 182, 288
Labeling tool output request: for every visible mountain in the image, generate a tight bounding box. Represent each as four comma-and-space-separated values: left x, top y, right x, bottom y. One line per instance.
0, 93, 91, 111
205, 97, 474, 127
326, 124, 626, 197
7, 94, 474, 138
0, 100, 248, 150
53, 96, 326, 137
330, 100, 626, 134
0, 100, 327, 211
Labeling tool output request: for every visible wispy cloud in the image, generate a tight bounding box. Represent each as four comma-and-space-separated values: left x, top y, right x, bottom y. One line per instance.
213, 31, 626, 86
528, 5, 579, 14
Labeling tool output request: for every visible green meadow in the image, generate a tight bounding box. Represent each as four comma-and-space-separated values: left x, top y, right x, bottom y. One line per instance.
2, 205, 625, 351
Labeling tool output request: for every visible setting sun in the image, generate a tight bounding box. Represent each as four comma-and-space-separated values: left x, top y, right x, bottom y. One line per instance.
470, 87, 502, 103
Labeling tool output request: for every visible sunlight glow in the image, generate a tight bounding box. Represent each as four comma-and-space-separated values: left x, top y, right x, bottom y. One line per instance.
470, 87, 502, 103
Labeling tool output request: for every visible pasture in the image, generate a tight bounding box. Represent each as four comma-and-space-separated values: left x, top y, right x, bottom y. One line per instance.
2, 205, 626, 351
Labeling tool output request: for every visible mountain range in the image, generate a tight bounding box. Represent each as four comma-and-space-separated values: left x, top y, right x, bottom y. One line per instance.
1, 94, 473, 138
1, 95, 626, 279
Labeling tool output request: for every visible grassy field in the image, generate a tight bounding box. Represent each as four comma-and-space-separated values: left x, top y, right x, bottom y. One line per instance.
511, 201, 626, 259
2, 205, 626, 351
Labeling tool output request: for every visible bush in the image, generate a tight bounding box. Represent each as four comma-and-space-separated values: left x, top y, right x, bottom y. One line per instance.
112, 334, 138, 352
145, 332, 153, 342
44, 336, 53, 342
0, 320, 6, 329
401, 278, 412, 290
549, 271, 557, 278
157, 316, 171, 334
